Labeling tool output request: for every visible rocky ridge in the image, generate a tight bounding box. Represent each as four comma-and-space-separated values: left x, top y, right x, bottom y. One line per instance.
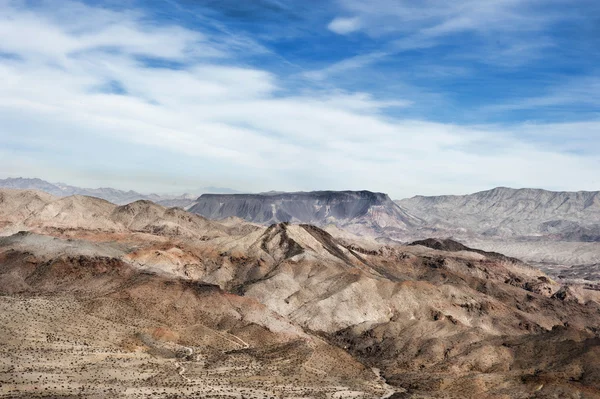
397, 186, 600, 240
1, 188, 600, 397
397, 187, 600, 269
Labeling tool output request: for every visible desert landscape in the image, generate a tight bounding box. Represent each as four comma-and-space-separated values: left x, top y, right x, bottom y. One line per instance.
1, 188, 600, 398
1, 0, 598, 397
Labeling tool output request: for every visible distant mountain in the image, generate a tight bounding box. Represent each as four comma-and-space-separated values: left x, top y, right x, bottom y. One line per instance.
200, 186, 241, 194
397, 187, 600, 240
5, 179, 599, 267
0, 178, 69, 196
189, 190, 422, 237
0, 177, 236, 208
0, 177, 159, 205
151, 194, 198, 209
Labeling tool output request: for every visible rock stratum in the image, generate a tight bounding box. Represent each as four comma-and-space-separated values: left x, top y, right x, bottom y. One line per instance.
189, 190, 422, 239
2, 188, 600, 398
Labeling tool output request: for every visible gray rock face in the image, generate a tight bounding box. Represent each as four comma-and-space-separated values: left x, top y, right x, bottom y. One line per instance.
397, 187, 600, 240
189, 191, 421, 235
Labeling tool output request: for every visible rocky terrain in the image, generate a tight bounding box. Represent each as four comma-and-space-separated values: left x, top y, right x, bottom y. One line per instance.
397, 187, 600, 274
397, 187, 600, 240
2, 188, 600, 398
5, 179, 600, 273
189, 187, 600, 273
189, 191, 422, 239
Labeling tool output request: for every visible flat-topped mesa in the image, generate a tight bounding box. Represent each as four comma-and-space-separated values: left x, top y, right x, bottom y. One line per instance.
188, 190, 420, 231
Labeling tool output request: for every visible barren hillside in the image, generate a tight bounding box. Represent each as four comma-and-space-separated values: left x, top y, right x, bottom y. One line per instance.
1, 189, 600, 398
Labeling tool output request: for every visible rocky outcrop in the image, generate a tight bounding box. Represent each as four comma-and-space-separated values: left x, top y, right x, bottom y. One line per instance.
409, 238, 522, 263
189, 190, 421, 237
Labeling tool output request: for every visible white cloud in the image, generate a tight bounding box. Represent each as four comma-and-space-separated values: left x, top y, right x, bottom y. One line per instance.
484, 76, 600, 112
327, 17, 361, 35
334, 0, 556, 38
308, 0, 565, 80
313, 0, 580, 74
0, 0, 599, 197
302, 51, 389, 81
0, 1, 220, 61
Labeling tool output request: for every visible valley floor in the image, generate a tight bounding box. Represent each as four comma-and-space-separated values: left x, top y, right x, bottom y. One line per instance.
0, 295, 391, 399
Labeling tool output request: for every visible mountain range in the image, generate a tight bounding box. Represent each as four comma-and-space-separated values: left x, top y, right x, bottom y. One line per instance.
2, 187, 600, 398
0, 177, 238, 207
398, 187, 600, 268
3, 177, 600, 268
189, 186, 600, 243
398, 187, 600, 241
188, 188, 600, 268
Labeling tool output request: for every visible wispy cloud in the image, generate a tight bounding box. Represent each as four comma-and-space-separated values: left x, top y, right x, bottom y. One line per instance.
302, 51, 389, 81
314, 0, 594, 78
328, 17, 361, 34
484, 76, 600, 113
332, 0, 562, 38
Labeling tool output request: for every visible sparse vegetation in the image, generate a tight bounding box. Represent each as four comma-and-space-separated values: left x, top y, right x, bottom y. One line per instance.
1, 188, 600, 398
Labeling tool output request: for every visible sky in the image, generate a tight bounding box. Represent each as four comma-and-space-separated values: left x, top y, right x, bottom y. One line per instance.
0, 0, 599, 198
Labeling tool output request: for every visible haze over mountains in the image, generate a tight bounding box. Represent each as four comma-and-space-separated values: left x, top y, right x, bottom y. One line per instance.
3, 187, 600, 398
0, 177, 238, 208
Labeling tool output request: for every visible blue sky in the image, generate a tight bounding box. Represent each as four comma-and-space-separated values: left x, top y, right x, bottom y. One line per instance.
0, 0, 599, 197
